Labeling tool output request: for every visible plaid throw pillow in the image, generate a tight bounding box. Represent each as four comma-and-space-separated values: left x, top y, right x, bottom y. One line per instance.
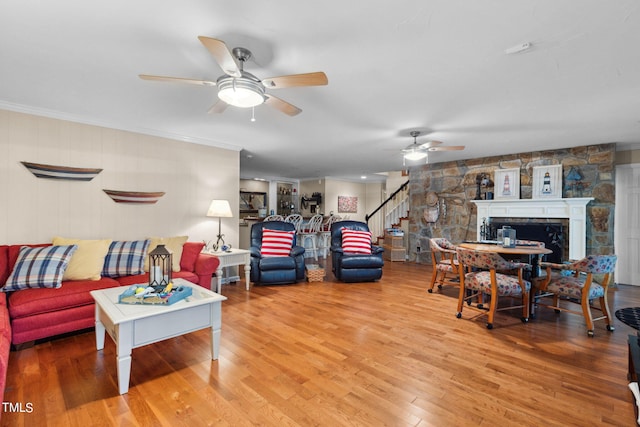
261, 229, 295, 257
102, 239, 150, 278
341, 228, 372, 254
3, 245, 78, 291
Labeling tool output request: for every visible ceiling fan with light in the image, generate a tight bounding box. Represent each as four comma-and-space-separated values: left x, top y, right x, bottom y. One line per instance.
401, 131, 465, 165
139, 36, 328, 116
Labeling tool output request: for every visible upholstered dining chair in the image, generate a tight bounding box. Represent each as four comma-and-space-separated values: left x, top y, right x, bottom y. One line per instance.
532, 255, 617, 337
515, 239, 545, 247
455, 247, 531, 330
428, 238, 460, 293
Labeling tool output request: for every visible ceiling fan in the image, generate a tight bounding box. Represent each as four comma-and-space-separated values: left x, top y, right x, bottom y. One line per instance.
139, 36, 328, 116
402, 131, 465, 164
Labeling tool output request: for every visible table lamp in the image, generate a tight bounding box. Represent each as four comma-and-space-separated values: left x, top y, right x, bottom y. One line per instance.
206, 199, 233, 251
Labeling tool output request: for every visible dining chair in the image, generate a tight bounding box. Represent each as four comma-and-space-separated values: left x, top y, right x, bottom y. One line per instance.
428, 238, 460, 293
264, 214, 284, 221
515, 239, 545, 247
532, 255, 617, 337
455, 247, 531, 330
298, 214, 324, 261
496, 240, 546, 276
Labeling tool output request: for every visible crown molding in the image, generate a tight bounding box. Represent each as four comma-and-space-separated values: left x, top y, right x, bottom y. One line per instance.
0, 101, 242, 152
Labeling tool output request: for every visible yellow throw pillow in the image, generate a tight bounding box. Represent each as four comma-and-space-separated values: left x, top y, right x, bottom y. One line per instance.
51, 237, 112, 281
144, 236, 188, 272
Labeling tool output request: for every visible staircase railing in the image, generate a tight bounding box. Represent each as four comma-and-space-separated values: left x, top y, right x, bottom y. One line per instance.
365, 180, 410, 239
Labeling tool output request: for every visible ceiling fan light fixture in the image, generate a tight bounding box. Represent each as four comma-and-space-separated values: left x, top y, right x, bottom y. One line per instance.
403, 150, 428, 161
217, 77, 265, 108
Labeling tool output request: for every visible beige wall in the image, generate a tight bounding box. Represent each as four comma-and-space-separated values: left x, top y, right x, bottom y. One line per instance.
385, 171, 407, 195
0, 109, 239, 246
299, 178, 325, 216
616, 149, 640, 165
324, 178, 382, 223
240, 179, 269, 193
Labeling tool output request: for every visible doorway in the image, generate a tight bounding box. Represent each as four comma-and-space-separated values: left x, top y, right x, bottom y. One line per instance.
615, 164, 640, 285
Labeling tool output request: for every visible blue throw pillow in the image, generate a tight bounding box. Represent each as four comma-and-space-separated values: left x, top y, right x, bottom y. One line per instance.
102, 240, 150, 278
3, 245, 78, 291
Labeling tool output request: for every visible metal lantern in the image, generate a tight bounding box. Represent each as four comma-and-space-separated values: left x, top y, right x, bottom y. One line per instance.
498, 226, 516, 248
148, 244, 172, 290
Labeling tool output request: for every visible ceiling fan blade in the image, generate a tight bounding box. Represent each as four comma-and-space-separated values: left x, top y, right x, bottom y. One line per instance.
264, 95, 302, 116
418, 140, 443, 149
197, 36, 242, 77
139, 74, 216, 86
262, 72, 328, 89
427, 145, 465, 151
207, 99, 228, 114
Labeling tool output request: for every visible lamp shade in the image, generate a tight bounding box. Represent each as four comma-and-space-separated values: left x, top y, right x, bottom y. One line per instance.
206, 199, 233, 218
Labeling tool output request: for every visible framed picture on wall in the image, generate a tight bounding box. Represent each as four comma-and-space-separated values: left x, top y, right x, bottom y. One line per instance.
494, 168, 520, 200
338, 196, 358, 213
532, 164, 562, 199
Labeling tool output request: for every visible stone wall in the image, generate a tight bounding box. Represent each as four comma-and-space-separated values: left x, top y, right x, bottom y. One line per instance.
410, 143, 615, 263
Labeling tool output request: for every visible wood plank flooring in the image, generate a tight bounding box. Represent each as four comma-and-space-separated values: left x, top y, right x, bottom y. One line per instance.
2, 260, 639, 426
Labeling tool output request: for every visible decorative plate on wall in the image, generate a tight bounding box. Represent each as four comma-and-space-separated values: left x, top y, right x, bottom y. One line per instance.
21, 161, 102, 181
103, 190, 165, 204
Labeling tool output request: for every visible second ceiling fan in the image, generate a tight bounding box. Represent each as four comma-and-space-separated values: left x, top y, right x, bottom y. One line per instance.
402, 131, 465, 164
140, 36, 328, 116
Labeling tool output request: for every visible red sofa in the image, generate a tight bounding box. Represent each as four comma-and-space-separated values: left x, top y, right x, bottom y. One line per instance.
0, 293, 9, 408
0, 241, 219, 404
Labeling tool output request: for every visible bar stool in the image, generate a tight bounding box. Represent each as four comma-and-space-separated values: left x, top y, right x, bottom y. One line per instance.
298, 214, 323, 261
284, 214, 303, 233
318, 215, 340, 258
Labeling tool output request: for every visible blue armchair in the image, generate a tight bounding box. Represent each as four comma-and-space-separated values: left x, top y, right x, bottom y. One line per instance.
250, 221, 306, 285
330, 220, 384, 282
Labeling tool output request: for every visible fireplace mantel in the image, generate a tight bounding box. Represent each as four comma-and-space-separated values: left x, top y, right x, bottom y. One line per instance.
471, 198, 593, 260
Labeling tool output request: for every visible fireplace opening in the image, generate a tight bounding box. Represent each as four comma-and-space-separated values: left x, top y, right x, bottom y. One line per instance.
489, 221, 564, 263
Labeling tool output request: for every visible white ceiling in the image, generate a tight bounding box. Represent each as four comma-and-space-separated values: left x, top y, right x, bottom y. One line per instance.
1, 1, 639, 183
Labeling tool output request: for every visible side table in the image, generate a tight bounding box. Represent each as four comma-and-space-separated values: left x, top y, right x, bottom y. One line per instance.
206, 248, 251, 293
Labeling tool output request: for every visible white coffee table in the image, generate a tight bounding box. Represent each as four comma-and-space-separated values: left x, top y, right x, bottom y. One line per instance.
206, 248, 251, 293
90, 278, 227, 394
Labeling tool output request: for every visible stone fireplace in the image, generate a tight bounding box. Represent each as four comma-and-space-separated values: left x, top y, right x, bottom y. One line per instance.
471, 198, 593, 260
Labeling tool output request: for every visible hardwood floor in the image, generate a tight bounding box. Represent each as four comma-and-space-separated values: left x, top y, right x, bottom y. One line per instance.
2, 260, 639, 426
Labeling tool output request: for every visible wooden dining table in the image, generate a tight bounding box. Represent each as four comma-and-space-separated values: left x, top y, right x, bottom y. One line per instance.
458, 241, 553, 278
458, 241, 552, 257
